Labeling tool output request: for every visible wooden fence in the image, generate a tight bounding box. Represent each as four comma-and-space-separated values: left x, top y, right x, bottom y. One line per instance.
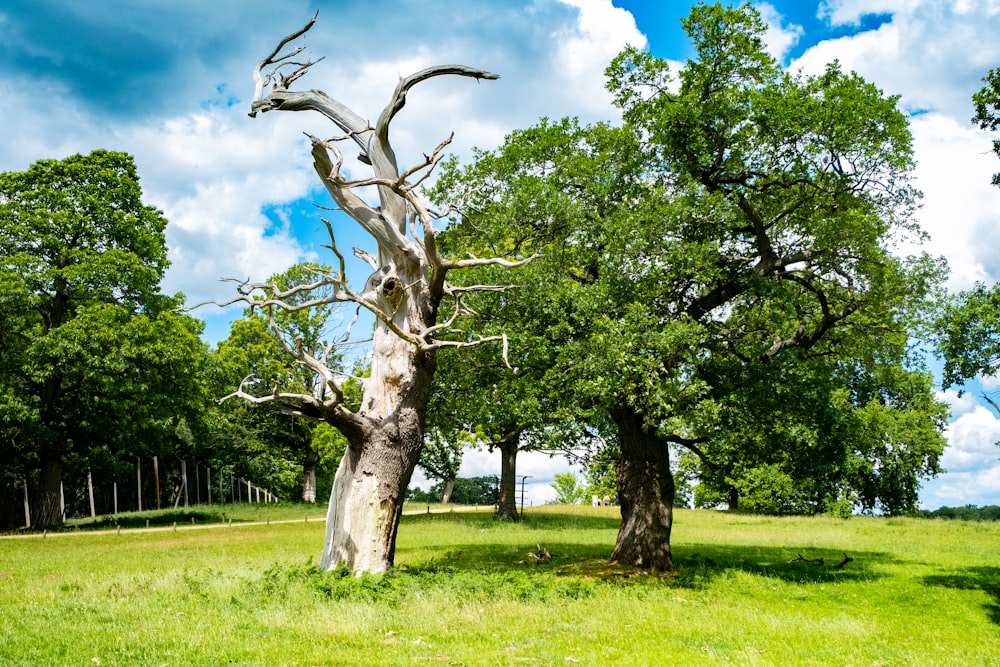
11, 456, 277, 529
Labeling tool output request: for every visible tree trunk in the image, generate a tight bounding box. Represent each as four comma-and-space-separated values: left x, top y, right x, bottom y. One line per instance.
496, 437, 520, 520
439, 477, 455, 504
319, 324, 434, 574
34, 449, 65, 529
728, 485, 739, 511
610, 406, 674, 571
302, 445, 318, 503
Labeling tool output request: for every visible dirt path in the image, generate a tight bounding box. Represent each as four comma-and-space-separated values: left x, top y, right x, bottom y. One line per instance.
0, 505, 489, 540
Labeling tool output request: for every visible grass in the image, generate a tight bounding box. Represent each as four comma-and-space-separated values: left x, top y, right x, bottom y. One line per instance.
1, 506, 999, 665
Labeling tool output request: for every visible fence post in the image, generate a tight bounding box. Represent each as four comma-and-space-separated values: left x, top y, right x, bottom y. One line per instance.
194, 463, 200, 505
60, 482, 65, 523
181, 459, 189, 508
207, 466, 212, 505
137, 457, 142, 512
22, 479, 30, 529
153, 455, 161, 510
113, 481, 118, 515
87, 468, 96, 518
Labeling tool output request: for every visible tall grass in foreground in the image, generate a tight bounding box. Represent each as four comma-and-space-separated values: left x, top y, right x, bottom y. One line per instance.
1, 506, 998, 666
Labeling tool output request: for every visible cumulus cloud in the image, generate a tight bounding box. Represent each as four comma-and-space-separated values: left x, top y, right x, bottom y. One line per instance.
553, 0, 647, 115
922, 405, 1000, 507
937, 389, 980, 419
0, 0, 644, 318
756, 2, 805, 61
908, 113, 1000, 289
795, 2, 1000, 119
941, 406, 1000, 472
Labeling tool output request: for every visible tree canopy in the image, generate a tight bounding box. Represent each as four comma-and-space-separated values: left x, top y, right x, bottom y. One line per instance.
0, 150, 206, 528
434, 2, 947, 569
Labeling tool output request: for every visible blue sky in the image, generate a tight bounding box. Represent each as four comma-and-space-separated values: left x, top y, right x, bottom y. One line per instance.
2, 1, 1000, 508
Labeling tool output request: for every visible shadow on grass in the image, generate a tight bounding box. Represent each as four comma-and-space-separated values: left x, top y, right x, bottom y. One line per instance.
924, 567, 1000, 626
399, 510, 889, 587
66, 508, 238, 531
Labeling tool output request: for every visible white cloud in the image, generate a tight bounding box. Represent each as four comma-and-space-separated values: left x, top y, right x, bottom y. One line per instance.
981, 373, 1000, 392
922, 404, 1000, 507
122, 109, 321, 306
796, 2, 1000, 119
756, 2, 805, 61
941, 406, 1000, 472
937, 389, 980, 418
554, 0, 647, 116
908, 113, 1000, 289
818, 0, 912, 25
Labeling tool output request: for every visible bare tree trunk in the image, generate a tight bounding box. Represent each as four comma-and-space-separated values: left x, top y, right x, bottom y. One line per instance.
438, 477, 455, 504
610, 406, 674, 572
320, 436, 421, 573
728, 485, 739, 511
302, 444, 318, 503
34, 449, 64, 529
496, 435, 521, 521
225, 15, 516, 574
320, 343, 432, 573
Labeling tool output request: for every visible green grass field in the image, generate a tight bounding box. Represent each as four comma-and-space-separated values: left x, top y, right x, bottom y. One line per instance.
1, 505, 999, 666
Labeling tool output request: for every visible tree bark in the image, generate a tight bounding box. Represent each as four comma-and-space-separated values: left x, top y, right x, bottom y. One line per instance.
495, 433, 522, 520
302, 444, 318, 503
236, 16, 511, 574
34, 449, 64, 529
610, 406, 675, 571
728, 485, 739, 511
439, 477, 455, 504
319, 320, 435, 573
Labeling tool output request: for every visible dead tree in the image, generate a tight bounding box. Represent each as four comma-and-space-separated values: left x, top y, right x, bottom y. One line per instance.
214, 14, 529, 573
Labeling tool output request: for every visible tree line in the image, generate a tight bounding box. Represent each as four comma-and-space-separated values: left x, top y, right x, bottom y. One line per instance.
2, 3, 1000, 574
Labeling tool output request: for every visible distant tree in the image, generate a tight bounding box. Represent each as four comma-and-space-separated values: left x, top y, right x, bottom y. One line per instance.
551, 472, 588, 505
214, 262, 343, 502
0, 150, 205, 529
409, 476, 497, 505
417, 429, 466, 503
447, 476, 498, 505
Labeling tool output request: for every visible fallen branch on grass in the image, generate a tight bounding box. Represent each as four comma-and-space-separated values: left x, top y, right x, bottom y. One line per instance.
789, 552, 855, 568
834, 553, 854, 569
789, 553, 825, 565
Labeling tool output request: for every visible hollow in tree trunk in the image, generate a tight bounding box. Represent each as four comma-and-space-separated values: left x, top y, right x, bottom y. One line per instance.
610, 406, 674, 571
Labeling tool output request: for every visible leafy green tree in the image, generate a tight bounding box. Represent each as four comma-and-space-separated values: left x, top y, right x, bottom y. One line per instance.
435, 3, 944, 570
212, 262, 343, 502
0, 150, 205, 528
416, 429, 467, 503
973, 66, 1000, 186
932, 70, 1000, 404
550, 472, 587, 505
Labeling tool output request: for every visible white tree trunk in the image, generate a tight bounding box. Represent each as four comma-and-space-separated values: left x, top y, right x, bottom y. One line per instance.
302, 467, 317, 504
439, 478, 455, 504
228, 15, 517, 574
